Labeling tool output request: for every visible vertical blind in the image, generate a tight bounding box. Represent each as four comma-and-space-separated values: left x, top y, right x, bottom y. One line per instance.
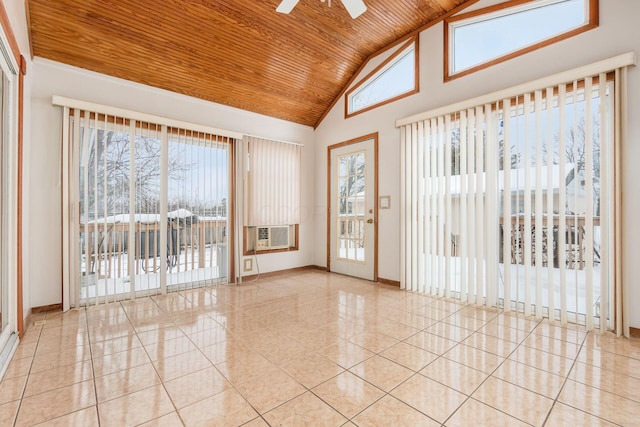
245, 136, 301, 226
398, 53, 634, 333
58, 97, 240, 307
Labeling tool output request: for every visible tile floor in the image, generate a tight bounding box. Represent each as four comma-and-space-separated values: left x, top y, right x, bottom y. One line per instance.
1, 270, 640, 426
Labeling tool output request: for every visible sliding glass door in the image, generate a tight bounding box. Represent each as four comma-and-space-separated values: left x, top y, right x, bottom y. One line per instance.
69, 109, 232, 306
0, 32, 18, 367
400, 66, 622, 332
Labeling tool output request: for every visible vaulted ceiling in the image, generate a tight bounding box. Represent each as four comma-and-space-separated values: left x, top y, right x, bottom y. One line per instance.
27, 0, 476, 127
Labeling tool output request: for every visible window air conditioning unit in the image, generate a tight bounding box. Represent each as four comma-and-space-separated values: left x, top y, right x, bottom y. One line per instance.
256, 226, 290, 251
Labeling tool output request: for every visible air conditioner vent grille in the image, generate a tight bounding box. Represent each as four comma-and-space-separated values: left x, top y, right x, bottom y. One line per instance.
270, 226, 289, 248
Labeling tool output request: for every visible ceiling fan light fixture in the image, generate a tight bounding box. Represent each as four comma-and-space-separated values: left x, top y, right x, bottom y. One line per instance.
276, 0, 367, 18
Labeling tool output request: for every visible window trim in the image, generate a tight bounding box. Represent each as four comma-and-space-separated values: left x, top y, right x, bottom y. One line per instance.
345, 36, 419, 118
242, 224, 299, 256
444, 0, 599, 82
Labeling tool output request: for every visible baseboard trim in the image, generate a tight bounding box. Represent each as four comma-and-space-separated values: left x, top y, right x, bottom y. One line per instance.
378, 277, 401, 287
630, 327, 640, 338
23, 308, 32, 335
31, 303, 62, 314
240, 265, 326, 283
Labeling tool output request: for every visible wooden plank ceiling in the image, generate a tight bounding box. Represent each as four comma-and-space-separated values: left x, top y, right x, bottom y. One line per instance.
27, 0, 475, 127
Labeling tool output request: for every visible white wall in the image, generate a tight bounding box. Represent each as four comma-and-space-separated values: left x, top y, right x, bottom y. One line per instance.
314, 0, 640, 328
29, 59, 315, 307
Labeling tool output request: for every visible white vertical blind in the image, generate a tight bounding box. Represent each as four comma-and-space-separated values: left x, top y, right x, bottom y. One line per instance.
398, 54, 633, 331
245, 136, 301, 227
58, 99, 235, 306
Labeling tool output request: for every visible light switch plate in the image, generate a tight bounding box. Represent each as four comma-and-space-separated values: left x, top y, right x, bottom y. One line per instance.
379, 195, 390, 209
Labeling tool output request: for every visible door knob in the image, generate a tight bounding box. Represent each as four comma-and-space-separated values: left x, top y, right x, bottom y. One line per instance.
367, 219, 373, 224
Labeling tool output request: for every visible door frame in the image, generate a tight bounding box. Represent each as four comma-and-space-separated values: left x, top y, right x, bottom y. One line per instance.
326, 132, 378, 280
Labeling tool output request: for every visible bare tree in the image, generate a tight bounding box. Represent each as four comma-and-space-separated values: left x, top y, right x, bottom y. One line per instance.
82, 130, 191, 217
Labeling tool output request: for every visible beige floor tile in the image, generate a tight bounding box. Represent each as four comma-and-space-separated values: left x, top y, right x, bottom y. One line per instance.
455, 306, 500, 321
532, 321, 587, 344
489, 312, 538, 331
583, 331, 640, 360
144, 335, 198, 361
94, 362, 161, 402
429, 299, 465, 313
164, 366, 230, 409
445, 398, 529, 427
98, 383, 174, 427
546, 402, 617, 426
15, 379, 96, 426
370, 320, 420, 341
404, 331, 458, 355
281, 353, 344, 388
508, 345, 575, 377
347, 331, 399, 353
179, 388, 258, 427
443, 313, 490, 331
462, 332, 518, 357
11, 341, 37, 360
384, 311, 437, 330
493, 359, 565, 398
559, 379, 640, 426
189, 326, 232, 348
316, 339, 375, 369
477, 322, 529, 344
391, 373, 467, 423
90, 334, 143, 358
472, 376, 553, 426
312, 371, 384, 419
0, 400, 20, 426
420, 357, 487, 395
30, 344, 92, 373
88, 323, 136, 343
263, 391, 347, 427
412, 305, 451, 321
379, 341, 438, 371
235, 368, 306, 413
241, 416, 275, 426
425, 322, 474, 342
443, 343, 504, 374
522, 333, 581, 359
198, 337, 252, 365
92, 346, 151, 377
3, 355, 33, 379
130, 315, 176, 333
353, 394, 440, 427
349, 355, 413, 392
177, 316, 224, 335
578, 346, 640, 379
215, 351, 281, 386
33, 406, 99, 426
137, 411, 184, 427
0, 374, 27, 405
24, 359, 93, 397
152, 349, 212, 382
136, 326, 187, 346
569, 360, 640, 402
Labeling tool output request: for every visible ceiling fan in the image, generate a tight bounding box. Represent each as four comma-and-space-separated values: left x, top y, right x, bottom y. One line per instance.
276, 0, 367, 19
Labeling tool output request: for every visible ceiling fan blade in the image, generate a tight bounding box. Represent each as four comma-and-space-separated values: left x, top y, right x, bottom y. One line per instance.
342, 0, 367, 18
276, 0, 299, 14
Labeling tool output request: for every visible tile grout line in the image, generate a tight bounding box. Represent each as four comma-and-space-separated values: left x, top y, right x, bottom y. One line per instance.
440, 310, 545, 427
11, 313, 45, 427
120, 296, 187, 427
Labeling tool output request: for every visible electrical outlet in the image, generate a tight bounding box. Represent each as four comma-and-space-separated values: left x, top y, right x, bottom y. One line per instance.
243, 258, 253, 272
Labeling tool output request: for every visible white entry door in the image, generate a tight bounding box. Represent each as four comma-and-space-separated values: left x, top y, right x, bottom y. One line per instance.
329, 136, 376, 280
